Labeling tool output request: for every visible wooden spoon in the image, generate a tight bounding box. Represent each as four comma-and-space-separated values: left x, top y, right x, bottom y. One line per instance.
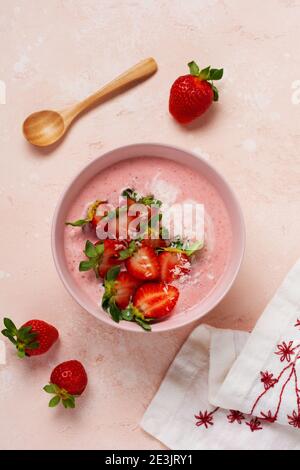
23, 57, 157, 147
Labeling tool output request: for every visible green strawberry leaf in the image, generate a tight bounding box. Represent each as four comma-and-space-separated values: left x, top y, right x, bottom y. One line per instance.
106, 265, 121, 282
199, 66, 211, 80
121, 188, 137, 201
17, 325, 33, 341
188, 61, 200, 76
119, 240, 137, 260
63, 398, 75, 409
1, 329, 17, 345
121, 308, 134, 321
183, 240, 204, 256
160, 238, 203, 256
79, 259, 96, 272
135, 317, 152, 331
3, 317, 17, 334
65, 219, 88, 227
84, 240, 98, 258
109, 299, 121, 323
102, 292, 111, 311
49, 395, 61, 408
209, 68, 223, 80
43, 384, 57, 394
95, 243, 104, 255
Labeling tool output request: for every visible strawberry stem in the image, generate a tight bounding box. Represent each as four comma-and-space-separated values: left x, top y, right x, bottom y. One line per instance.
43, 383, 76, 409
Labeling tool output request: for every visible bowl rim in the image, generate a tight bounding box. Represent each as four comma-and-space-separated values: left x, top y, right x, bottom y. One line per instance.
51, 142, 246, 333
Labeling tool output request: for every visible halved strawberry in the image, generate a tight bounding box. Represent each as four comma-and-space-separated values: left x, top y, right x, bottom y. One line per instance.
98, 240, 125, 278
158, 251, 191, 283
114, 272, 140, 309
79, 239, 125, 278
66, 200, 107, 228
125, 245, 160, 281
133, 283, 179, 319
102, 267, 140, 321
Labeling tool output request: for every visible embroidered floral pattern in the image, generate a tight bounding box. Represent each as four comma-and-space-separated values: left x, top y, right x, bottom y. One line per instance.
246, 417, 263, 432
194, 408, 219, 428
249, 319, 300, 429
275, 341, 296, 363
294, 319, 300, 330
227, 410, 245, 424
260, 410, 277, 423
287, 410, 300, 428
260, 371, 277, 390
195, 317, 300, 433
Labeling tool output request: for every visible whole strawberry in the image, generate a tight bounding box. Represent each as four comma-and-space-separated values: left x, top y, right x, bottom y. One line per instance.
169, 61, 223, 124
1, 317, 59, 358
44, 360, 88, 408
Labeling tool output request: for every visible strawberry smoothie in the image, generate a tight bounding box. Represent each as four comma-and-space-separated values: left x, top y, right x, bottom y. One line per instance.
64, 156, 232, 321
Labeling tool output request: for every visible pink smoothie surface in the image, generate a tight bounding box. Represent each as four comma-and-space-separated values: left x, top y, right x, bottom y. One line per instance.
64, 157, 233, 320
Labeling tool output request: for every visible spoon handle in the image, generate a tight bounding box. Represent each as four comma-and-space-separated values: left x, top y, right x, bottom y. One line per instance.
66, 57, 157, 120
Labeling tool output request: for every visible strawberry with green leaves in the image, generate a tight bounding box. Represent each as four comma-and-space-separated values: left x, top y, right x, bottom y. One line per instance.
169, 61, 223, 124
79, 239, 125, 278
101, 266, 140, 322
44, 360, 87, 409
1, 317, 59, 358
65, 200, 107, 228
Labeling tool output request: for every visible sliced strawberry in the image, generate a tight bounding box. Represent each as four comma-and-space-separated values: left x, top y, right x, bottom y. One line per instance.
114, 272, 140, 309
79, 239, 125, 279
158, 251, 191, 283
101, 266, 140, 321
125, 245, 160, 281
98, 240, 126, 278
133, 283, 179, 319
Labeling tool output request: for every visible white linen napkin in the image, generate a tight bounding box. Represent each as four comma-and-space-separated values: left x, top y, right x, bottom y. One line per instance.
213, 259, 300, 427
141, 260, 300, 450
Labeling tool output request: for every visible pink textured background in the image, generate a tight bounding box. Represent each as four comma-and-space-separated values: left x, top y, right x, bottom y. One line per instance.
1, 0, 300, 450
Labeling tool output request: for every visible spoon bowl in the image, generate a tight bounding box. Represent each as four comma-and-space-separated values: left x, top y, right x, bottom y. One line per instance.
23, 110, 65, 147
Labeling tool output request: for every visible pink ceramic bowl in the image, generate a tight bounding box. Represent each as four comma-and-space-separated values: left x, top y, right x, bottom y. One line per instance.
52, 143, 245, 332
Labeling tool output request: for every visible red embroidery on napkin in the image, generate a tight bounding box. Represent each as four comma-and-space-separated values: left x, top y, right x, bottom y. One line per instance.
295, 319, 300, 329
260, 410, 276, 423
251, 359, 298, 418
246, 417, 263, 432
195, 318, 300, 433
249, 318, 300, 428
287, 410, 300, 428
260, 371, 278, 390
227, 410, 245, 424
275, 341, 297, 362
194, 408, 219, 428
